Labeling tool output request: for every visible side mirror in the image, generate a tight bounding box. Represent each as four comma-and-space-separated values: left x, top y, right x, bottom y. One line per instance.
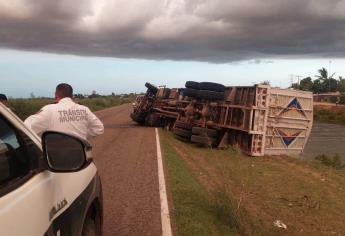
42, 131, 92, 172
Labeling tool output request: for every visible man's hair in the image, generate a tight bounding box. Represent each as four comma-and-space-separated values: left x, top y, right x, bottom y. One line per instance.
56, 83, 73, 98
0, 94, 7, 101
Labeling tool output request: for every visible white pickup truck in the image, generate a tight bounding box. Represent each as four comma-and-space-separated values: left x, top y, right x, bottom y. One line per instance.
0, 103, 103, 236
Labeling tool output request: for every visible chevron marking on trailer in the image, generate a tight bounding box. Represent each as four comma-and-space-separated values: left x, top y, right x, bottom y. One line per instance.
275, 128, 303, 147
279, 97, 307, 118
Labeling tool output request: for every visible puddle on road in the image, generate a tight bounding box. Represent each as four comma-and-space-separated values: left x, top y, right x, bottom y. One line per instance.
302, 122, 345, 160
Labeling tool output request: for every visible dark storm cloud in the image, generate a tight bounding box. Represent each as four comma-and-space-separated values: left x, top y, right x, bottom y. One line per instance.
0, 0, 345, 62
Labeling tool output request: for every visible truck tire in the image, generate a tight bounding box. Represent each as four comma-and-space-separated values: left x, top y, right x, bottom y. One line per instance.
192, 127, 218, 137
130, 112, 146, 124
82, 217, 96, 236
184, 88, 199, 98
82, 206, 102, 236
199, 82, 226, 92
145, 82, 158, 94
174, 120, 193, 130
197, 90, 224, 101
185, 81, 200, 90
173, 128, 192, 138
191, 135, 216, 147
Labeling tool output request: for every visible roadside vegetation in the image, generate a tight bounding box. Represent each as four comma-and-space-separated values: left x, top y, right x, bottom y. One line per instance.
161, 131, 237, 235
160, 130, 345, 235
78, 95, 135, 112
314, 105, 345, 126
289, 67, 345, 125
292, 68, 345, 96
315, 154, 345, 170
7, 94, 136, 120
8, 98, 53, 120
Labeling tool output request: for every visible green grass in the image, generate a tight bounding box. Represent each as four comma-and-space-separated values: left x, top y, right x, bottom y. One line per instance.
315, 154, 345, 170
314, 106, 345, 126
77, 96, 133, 112
160, 130, 345, 235
160, 130, 237, 236
8, 95, 135, 120
8, 98, 54, 120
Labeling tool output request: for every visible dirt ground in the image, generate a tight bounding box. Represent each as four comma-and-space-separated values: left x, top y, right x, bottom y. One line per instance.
91, 104, 161, 236
303, 121, 345, 160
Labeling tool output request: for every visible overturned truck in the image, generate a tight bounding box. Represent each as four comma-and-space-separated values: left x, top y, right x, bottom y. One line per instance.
131, 81, 313, 156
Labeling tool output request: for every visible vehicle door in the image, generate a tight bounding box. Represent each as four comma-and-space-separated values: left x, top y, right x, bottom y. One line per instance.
0, 112, 57, 235
0, 110, 98, 236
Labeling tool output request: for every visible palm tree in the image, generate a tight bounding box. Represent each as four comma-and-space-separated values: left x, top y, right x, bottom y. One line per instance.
315, 67, 335, 81
313, 68, 338, 93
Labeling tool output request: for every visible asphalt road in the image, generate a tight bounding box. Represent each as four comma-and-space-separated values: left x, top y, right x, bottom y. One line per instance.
303, 121, 345, 160
91, 104, 161, 236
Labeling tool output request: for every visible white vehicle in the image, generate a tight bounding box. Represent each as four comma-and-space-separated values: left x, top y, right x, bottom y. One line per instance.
0, 103, 103, 236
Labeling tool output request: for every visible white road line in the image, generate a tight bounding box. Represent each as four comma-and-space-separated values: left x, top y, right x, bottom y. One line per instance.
155, 128, 173, 236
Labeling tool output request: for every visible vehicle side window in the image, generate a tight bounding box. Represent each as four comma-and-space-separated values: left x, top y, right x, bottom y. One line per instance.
0, 115, 39, 189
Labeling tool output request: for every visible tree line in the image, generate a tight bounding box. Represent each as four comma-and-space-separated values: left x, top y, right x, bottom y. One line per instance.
292, 68, 345, 94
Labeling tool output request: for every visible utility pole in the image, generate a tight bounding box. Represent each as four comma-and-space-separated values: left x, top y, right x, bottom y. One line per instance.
290, 74, 294, 87
296, 75, 303, 85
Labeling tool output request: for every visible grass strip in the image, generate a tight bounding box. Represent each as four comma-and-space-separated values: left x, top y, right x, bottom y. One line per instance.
161, 129, 345, 235
160, 130, 237, 236
314, 105, 345, 126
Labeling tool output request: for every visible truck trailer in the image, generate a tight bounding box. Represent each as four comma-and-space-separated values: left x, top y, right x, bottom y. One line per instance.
131, 81, 313, 157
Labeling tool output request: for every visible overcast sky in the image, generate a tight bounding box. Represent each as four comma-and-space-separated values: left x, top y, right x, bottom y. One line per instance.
1, 0, 345, 97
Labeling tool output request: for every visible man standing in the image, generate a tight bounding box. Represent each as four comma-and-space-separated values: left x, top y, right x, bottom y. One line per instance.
25, 83, 104, 140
